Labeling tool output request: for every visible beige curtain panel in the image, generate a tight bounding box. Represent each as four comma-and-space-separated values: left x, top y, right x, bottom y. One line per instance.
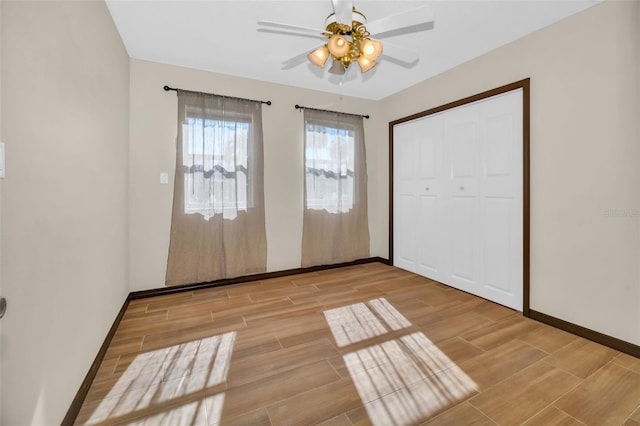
301, 109, 370, 267
166, 90, 267, 286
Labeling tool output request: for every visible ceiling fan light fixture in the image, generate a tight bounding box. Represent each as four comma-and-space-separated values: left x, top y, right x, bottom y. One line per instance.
360, 38, 383, 60
357, 56, 377, 73
307, 6, 386, 76
258, 2, 434, 80
308, 45, 330, 68
327, 34, 350, 57
328, 59, 346, 75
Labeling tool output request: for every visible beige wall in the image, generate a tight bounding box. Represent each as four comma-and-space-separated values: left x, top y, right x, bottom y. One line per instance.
0, 1, 638, 423
0, 1, 130, 424
383, 0, 640, 344
129, 60, 386, 291
0, 0, 3, 417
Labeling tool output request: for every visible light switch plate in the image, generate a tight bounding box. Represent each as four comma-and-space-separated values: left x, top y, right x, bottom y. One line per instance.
0, 143, 5, 179
160, 172, 169, 184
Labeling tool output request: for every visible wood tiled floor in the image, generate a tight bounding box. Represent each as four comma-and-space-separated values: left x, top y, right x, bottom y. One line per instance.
75, 263, 640, 425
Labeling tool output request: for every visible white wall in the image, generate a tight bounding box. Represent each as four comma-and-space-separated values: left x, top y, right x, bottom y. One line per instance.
383, 0, 640, 345
0, 1, 130, 424
129, 60, 386, 291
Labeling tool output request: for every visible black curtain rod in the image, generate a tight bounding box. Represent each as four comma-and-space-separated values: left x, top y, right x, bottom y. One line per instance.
295, 104, 369, 119
163, 85, 272, 105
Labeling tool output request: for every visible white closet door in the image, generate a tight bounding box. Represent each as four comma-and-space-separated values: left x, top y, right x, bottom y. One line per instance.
478, 91, 523, 309
444, 102, 482, 293
393, 122, 420, 274
393, 115, 444, 280
393, 89, 523, 311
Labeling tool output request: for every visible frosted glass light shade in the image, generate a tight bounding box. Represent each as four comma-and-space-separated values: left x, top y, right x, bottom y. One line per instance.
360, 39, 383, 60
357, 56, 377, 73
328, 60, 346, 75
308, 46, 330, 68
327, 35, 350, 57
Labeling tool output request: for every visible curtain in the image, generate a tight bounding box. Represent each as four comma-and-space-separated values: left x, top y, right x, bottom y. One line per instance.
165, 90, 267, 286
301, 109, 370, 267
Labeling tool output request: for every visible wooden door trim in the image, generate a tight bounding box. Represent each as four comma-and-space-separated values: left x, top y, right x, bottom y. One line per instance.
388, 78, 531, 315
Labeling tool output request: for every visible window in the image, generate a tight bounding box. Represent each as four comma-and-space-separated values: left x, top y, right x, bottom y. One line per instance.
304, 120, 356, 214
301, 108, 369, 267
166, 91, 267, 286
182, 107, 254, 220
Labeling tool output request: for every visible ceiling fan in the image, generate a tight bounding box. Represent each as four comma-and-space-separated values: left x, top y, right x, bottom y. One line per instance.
257, 0, 434, 76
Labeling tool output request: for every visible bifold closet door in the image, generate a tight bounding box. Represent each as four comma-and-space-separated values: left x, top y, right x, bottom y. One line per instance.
393, 89, 523, 311
394, 114, 445, 282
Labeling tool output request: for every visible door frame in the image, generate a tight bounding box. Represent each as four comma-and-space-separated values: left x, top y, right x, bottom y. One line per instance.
388, 78, 530, 316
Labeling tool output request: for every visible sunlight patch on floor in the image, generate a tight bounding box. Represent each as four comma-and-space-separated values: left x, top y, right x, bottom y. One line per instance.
122, 398, 206, 425
345, 332, 478, 425
87, 332, 235, 425
324, 298, 477, 425
323, 297, 412, 347
118, 392, 226, 426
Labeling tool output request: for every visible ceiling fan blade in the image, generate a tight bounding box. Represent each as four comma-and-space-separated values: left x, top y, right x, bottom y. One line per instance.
257, 28, 327, 42
375, 21, 434, 40
282, 47, 319, 70
366, 5, 434, 38
380, 41, 419, 64
331, 0, 353, 25
257, 20, 327, 36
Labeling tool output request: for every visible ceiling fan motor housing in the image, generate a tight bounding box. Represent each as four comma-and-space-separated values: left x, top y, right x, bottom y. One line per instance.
324, 8, 367, 31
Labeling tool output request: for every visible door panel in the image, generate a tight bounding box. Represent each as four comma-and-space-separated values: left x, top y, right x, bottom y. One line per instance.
395, 128, 418, 181
483, 197, 511, 292
394, 115, 445, 276
393, 122, 419, 273
449, 196, 478, 287
485, 114, 514, 177
396, 195, 417, 272
480, 91, 523, 309
416, 115, 444, 279
450, 122, 477, 179
446, 105, 479, 201
417, 195, 439, 277
419, 131, 438, 179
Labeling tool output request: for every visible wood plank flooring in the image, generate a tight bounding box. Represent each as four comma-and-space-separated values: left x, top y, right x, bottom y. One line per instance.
75, 263, 640, 425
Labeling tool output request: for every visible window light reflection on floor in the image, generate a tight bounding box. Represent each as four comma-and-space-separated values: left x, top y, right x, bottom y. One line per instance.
121, 393, 225, 426
324, 298, 478, 425
323, 297, 412, 347
345, 332, 478, 425
87, 332, 235, 425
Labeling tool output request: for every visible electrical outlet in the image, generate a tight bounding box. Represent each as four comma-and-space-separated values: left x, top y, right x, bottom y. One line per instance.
0, 143, 5, 179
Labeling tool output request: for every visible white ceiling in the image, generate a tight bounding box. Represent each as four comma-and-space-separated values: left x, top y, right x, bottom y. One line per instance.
106, 0, 599, 100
